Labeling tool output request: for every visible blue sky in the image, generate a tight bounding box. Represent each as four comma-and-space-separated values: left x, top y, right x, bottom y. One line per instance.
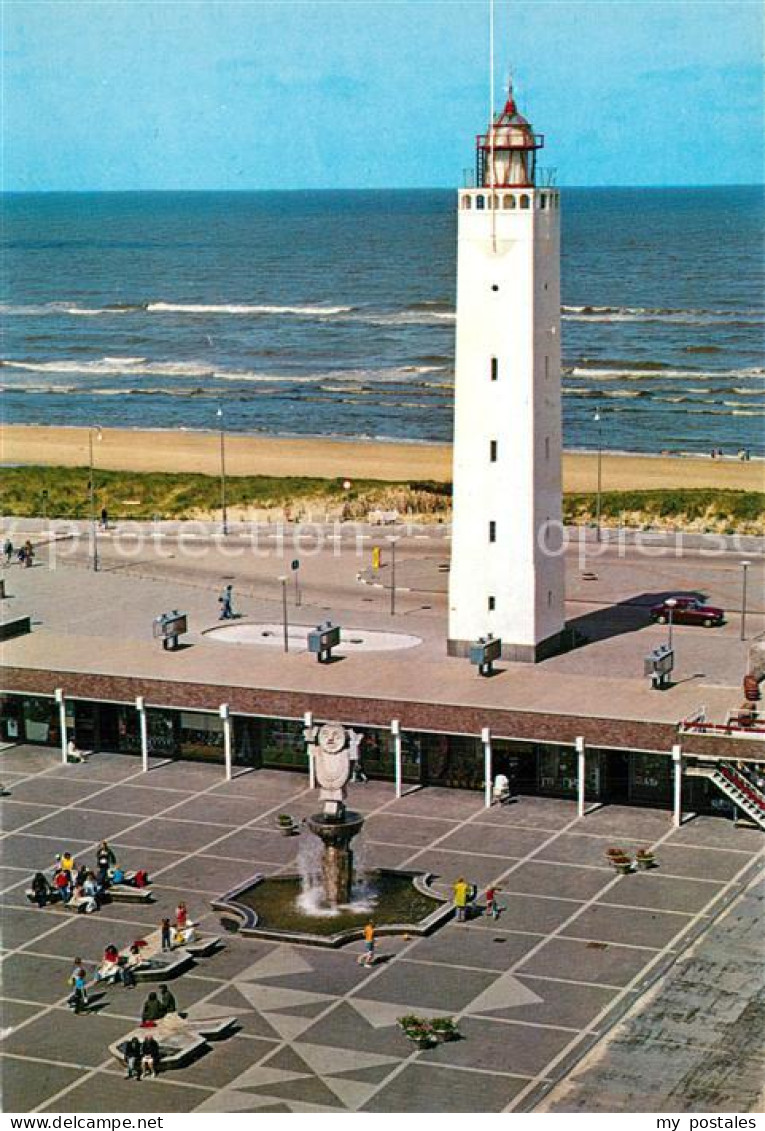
4, 1, 763, 190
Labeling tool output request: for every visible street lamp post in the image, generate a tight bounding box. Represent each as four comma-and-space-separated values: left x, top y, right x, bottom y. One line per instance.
388, 537, 397, 616
665, 597, 677, 654
740, 560, 751, 641
279, 575, 289, 653
88, 426, 102, 572
594, 407, 603, 544
217, 407, 228, 536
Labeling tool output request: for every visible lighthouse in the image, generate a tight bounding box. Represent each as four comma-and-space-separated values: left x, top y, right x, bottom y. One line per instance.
447, 84, 566, 662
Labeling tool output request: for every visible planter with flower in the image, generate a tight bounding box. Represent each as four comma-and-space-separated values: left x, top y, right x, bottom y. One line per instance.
605, 848, 633, 875
276, 814, 299, 836
429, 1017, 459, 1043
635, 847, 656, 871
397, 1015, 436, 1049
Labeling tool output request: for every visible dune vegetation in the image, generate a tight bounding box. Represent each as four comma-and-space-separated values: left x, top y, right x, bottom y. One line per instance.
1, 466, 763, 534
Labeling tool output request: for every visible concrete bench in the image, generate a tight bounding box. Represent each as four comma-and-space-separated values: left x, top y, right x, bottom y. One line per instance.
108, 883, 154, 904
109, 1010, 238, 1072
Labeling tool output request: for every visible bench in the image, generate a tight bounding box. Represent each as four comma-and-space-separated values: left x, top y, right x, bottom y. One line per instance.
109, 1010, 238, 1072
108, 882, 154, 904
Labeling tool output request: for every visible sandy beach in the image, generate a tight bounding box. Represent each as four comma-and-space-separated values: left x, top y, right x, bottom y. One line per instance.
2, 424, 763, 492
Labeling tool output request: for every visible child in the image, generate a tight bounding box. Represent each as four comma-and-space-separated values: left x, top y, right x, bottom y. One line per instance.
485, 885, 502, 921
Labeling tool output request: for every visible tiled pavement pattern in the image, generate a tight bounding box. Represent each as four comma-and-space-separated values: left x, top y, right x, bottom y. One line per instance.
1, 746, 762, 1114
537, 873, 765, 1113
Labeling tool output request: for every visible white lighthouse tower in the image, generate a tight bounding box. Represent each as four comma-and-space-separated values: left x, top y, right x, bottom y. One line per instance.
447, 84, 566, 662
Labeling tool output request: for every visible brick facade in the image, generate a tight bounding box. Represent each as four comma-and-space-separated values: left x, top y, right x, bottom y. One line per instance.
3, 664, 762, 760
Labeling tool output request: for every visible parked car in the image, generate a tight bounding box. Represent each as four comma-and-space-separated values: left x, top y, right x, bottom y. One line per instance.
650, 596, 725, 627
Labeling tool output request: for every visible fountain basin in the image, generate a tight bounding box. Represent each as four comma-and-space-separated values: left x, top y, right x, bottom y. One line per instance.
212, 869, 452, 948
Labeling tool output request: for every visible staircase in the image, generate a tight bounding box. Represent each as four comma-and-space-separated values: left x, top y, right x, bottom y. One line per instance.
689, 761, 765, 829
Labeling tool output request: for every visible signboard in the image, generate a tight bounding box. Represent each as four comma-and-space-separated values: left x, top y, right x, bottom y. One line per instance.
469, 637, 502, 666
644, 645, 674, 678
153, 611, 188, 640
469, 635, 502, 677
307, 622, 341, 663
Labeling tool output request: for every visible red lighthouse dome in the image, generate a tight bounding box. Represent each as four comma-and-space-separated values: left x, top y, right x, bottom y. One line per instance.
476, 83, 544, 189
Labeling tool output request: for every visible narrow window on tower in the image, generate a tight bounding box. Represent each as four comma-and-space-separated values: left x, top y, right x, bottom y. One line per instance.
544, 355, 549, 380
548, 589, 553, 607
488, 596, 496, 612
489, 521, 496, 543
545, 436, 550, 461
490, 357, 498, 381
490, 440, 498, 462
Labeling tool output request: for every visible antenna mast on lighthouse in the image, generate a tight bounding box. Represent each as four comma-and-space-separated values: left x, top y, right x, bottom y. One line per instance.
489, 0, 496, 251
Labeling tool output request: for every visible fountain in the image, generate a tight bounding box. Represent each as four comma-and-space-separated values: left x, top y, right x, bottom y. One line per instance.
212, 721, 452, 946
305, 722, 365, 906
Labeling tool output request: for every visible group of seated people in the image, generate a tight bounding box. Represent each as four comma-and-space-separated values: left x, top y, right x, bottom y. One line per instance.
29, 841, 149, 912
97, 941, 146, 987
123, 1034, 162, 1080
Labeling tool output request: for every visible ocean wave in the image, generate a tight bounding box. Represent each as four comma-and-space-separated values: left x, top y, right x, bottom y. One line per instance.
145, 301, 355, 316
568, 366, 764, 382
561, 304, 764, 325
0, 300, 356, 318
0, 356, 455, 390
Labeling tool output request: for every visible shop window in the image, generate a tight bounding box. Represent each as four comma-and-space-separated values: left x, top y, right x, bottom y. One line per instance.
179, 711, 224, 763
629, 751, 672, 805
145, 709, 179, 757
538, 744, 599, 797
23, 697, 60, 746
0, 695, 24, 742
259, 718, 306, 769
421, 732, 483, 790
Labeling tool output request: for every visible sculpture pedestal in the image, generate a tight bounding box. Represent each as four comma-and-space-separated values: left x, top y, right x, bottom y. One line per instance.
307, 811, 364, 907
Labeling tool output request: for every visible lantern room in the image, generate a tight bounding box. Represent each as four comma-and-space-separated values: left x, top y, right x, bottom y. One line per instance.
476, 83, 543, 189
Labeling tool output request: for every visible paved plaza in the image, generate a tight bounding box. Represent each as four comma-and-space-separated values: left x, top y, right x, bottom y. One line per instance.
2, 526, 762, 728
1, 745, 762, 1113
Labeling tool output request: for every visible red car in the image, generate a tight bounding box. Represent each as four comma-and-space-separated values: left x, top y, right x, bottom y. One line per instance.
650, 596, 725, 627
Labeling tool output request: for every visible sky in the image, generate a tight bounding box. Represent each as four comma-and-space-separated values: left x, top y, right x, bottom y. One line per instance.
3, 0, 763, 190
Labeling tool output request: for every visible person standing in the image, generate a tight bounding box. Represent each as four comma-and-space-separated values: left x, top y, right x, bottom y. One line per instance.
484, 885, 501, 920
362, 920, 376, 966
175, 901, 188, 931
160, 917, 172, 951
100, 507, 109, 529
31, 872, 50, 909
453, 877, 469, 923
218, 584, 234, 620
23, 540, 34, 568
97, 841, 116, 870
69, 958, 88, 1013
3, 540, 13, 565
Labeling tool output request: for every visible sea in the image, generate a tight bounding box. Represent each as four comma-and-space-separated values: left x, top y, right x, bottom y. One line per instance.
2, 187, 764, 456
